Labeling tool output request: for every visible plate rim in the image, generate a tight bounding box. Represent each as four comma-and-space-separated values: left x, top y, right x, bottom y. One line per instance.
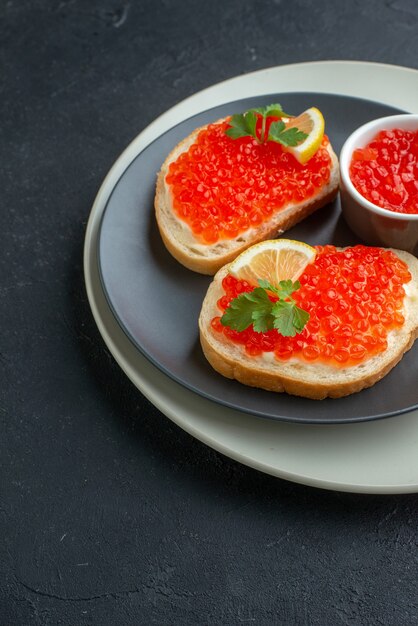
84, 61, 418, 493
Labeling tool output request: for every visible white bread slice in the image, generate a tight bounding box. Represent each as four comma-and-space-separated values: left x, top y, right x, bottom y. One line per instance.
155, 119, 339, 275
199, 248, 418, 400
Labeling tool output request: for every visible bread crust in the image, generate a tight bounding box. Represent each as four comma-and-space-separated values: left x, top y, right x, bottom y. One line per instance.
155, 119, 340, 275
199, 249, 418, 400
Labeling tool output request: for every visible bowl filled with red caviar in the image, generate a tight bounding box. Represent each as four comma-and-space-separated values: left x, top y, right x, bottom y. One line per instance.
340, 114, 418, 255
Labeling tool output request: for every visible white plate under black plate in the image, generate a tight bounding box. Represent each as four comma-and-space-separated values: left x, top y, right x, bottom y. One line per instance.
86, 61, 418, 491
98, 92, 418, 424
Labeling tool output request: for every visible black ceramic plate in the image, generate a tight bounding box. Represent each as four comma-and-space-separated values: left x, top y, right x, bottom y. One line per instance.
98, 92, 418, 424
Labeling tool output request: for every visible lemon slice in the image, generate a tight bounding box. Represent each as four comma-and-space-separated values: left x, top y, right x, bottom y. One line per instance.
283, 107, 325, 165
229, 239, 317, 288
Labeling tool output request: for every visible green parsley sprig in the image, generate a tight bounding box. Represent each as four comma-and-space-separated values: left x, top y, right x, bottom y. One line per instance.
225, 103, 308, 147
220, 279, 309, 337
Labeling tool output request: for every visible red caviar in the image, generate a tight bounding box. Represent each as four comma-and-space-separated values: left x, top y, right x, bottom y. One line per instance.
350, 128, 418, 214
166, 119, 332, 244
212, 245, 411, 367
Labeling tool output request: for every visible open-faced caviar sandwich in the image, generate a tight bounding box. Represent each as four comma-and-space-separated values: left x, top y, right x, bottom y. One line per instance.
155, 104, 339, 274
199, 239, 418, 399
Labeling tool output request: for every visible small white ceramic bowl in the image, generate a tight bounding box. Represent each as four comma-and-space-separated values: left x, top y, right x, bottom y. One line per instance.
340, 114, 418, 254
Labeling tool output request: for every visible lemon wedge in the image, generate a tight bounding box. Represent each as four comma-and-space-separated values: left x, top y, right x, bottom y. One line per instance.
283, 107, 325, 164
229, 239, 317, 288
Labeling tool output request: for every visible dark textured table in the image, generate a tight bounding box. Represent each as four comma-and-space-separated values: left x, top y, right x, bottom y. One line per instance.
2, 2, 418, 624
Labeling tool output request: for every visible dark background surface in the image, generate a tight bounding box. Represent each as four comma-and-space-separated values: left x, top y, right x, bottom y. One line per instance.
1, 1, 418, 624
